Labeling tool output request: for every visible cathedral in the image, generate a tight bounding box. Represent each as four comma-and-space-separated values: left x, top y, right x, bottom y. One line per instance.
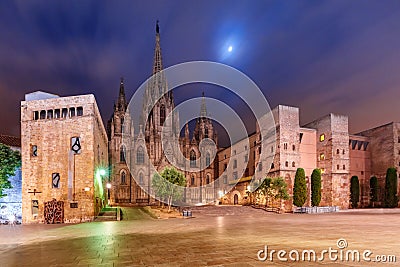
107, 22, 218, 205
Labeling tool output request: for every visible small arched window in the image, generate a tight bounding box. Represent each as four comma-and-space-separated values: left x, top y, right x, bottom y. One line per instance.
285, 161, 289, 167
337, 149, 340, 155
120, 146, 126, 162
139, 173, 144, 185
137, 146, 144, 164
206, 152, 210, 166
121, 171, 126, 184
292, 161, 296, 167
190, 150, 196, 167
271, 163, 275, 169
206, 174, 210, 185
160, 105, 166, 126
191, 175, 195, 186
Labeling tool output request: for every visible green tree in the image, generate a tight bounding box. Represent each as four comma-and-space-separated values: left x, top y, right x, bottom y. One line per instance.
384, 167, 398, 208
152, 166, 186, 212
0, 143, 21, 198
255, 177, 289, 209
369, 176, 379, 207
311, 168, 322, 207
271, 177, 290, 205
293, 168, 307, 207
350, 176, 360, 208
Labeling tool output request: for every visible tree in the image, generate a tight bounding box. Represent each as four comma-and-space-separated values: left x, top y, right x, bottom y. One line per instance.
293, 168, 307, 207
350, 176, 360, 208
152, 166, 186, 212
255, 177, 289, 209
384, 167, 398, 208
311, 169, 322, 207
369, 176, 379, 207
0, 143, 21, 198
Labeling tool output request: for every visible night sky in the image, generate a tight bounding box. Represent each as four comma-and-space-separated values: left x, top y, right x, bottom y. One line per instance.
1, 0, 400, 146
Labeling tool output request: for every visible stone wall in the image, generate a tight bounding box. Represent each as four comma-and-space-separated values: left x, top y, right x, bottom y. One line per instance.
21, 93, 108, 223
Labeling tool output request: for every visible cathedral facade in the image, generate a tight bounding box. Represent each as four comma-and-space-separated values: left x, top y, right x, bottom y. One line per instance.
107, 23, 218, 206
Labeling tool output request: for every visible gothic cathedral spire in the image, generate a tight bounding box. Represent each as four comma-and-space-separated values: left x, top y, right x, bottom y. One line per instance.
117, 77, 127, 112
153, 20, 163, 75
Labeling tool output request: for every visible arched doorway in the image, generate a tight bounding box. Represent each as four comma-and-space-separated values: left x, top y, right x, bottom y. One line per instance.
234, 194, 239, 205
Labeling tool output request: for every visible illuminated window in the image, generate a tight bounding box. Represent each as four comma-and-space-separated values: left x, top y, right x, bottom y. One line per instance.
320, 134, 325, 142
320, 153, 325, 160
321, 168, 325, 174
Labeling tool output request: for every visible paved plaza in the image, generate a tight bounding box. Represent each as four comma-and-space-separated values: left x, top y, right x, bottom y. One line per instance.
0, 206, 399, 266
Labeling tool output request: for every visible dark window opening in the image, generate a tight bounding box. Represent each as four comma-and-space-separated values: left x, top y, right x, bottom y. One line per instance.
190, 150, 196, 167
137, 146, 144, 164
121, 172, 126, 184
47, 110, 53, 119
292, 161, 295, 167
54, 109, 60, 118
62, 108, 68, 118
285, 161, 289, 167
39, 110, 46, 119
206, 152, 210, 166
77, 107, 83, 116
69, 107, 75, 117
33, 111, 39, 120
160, 105, 166, 126
204, 127, 209, 138
120, 146, 126, 162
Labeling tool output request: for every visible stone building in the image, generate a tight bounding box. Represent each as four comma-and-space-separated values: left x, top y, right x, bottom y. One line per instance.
219, 104, 399, 210
107, 22, 218, 205
20, 91, 108, 223
0, 135, 22, 223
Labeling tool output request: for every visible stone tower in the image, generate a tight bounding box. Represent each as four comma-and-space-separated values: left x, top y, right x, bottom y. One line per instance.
107, 78, 135, 203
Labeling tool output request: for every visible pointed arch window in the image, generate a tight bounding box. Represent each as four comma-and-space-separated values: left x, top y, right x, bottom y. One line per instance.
137, 146, 144, 164
204, 127, 209, 138
139, 173, 144, 185
190, 150, 196, 167
120, 146, 126, 162
121, 171, 126, 185
206, 152, 211, 166
121, 118, 124, 133
160, 105, 166, 126
206, 174, 210, 185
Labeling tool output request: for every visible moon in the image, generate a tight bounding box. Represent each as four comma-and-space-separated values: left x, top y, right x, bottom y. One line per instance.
228, 46, 233, 52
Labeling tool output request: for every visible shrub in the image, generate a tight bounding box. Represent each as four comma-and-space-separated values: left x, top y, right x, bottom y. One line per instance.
311, 169, 322, 206
384, 167, 398, 208
293, 168, 307, 207
350, 176, 360, 208
369, 176, 379, 204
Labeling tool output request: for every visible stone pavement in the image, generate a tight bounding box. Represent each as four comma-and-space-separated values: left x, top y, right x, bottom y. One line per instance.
0, 206, 399, 266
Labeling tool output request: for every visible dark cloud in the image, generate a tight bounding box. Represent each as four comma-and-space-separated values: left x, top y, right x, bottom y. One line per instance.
1, 0, 400, 141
